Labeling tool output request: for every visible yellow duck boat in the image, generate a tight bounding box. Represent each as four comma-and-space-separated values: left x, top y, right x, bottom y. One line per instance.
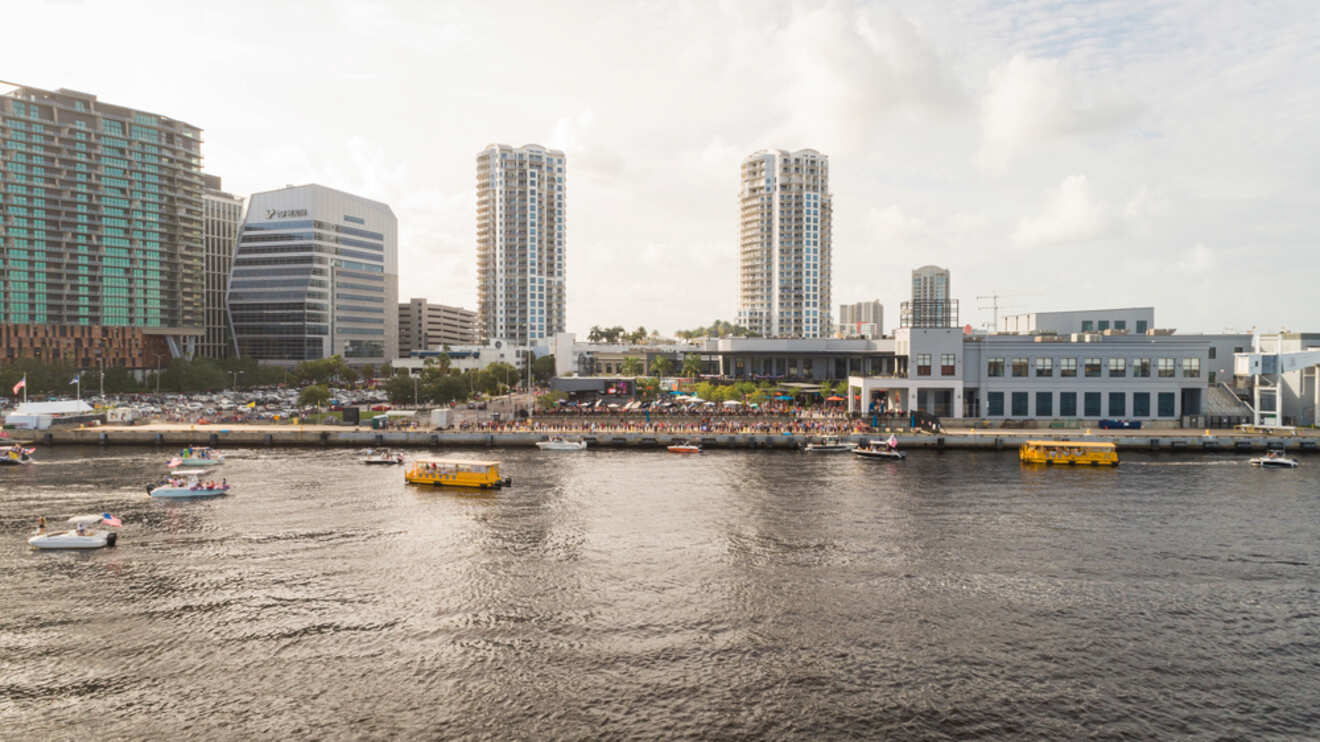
405, 458, 511, 489
1019, 440, 1119, 466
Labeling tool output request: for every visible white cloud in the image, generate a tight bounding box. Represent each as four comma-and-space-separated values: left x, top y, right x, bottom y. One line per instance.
1013, 175, 1113, 248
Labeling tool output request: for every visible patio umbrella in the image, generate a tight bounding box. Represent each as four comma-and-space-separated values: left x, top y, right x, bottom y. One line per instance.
826, 395, 845, 401
776, 395, 793, 400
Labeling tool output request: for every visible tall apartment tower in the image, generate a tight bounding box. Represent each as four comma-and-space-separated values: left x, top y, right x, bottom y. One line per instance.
200, 174, 242, 359
736, 149, 832, 338
0, 84, 204, 367
227, 184, 398, 364
838, 299, 883, 337
906, 265, 954, 328
475, 144, 566, 345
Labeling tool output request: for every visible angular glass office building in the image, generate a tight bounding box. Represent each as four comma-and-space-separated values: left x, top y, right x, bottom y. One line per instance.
0, 84, 204, 366
227, 184, 398, 364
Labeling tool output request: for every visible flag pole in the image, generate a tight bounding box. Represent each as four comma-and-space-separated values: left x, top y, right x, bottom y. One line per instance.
22, 374, 27, 404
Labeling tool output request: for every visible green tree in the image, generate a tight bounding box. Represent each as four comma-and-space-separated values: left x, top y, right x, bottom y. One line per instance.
621, 356, 644, 376
536, 390, 567, 410
587, 326, 604, 343
651, 355, 674, 377
385, 375, 416, 404
485, 362, 518, 391
681, 353, 703, 378
298, 383, 331, 409
532, 354, 557, 384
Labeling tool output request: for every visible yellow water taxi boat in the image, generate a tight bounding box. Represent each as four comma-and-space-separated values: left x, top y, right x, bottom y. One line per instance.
1019, 440, 1119, 466
404, 458, 511, 489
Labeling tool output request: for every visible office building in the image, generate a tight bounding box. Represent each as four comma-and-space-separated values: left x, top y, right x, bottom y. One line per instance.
0, 83, 204, 367
902, 265, 955, 328
1000, 307, 1154, 335
227, 184, 398, 364
398, 298, 477, 353
838, 300, 883, 337
736, 149, 832, 338
200, 174, 242, 358
475, 143, 566, 345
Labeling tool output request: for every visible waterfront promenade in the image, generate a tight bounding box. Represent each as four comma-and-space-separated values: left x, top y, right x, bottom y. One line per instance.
27, 421, 1320, 453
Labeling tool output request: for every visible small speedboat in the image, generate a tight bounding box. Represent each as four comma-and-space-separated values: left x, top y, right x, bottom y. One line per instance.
168, 447, 225, 468
804, 437, 854, 453
363, 449, 406, 465
853, 438, 906, 460
2, 445, 35, 466
148, 475, 231, 499
28, 513, 121, 550
1250, 452, 1300, 468
536, 437, 588, 451
667, 440, 701, 454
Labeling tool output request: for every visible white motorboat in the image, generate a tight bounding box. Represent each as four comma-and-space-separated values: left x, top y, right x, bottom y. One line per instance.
667, 440, 701, 454
804, 437, 854, 453
363, 449, 406, 465
28, 513, 121, 550
853, 438, 906, 460
1250, 452, 1300, 468
168, 447, 225, 468
536, 437, 588, 451
148, 475, 231, 499
2, 445, 35, 466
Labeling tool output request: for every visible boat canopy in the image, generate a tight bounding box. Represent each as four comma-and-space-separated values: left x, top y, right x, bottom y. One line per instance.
413, 458, 500, 467
1024, 440, 1116, 448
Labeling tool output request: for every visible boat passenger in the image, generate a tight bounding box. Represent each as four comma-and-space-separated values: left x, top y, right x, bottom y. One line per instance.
35, 516, 46, 535
76, 522, 86, 536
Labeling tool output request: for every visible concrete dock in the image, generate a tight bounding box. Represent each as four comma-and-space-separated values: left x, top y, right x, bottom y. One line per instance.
23, 424, 1320, 454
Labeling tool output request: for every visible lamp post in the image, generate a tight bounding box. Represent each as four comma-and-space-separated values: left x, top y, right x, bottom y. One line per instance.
412, 374, 419, 406
227, 370, 244, 390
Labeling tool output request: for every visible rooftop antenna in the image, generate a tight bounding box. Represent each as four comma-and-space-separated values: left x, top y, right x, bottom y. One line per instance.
976, 291, 1042, 331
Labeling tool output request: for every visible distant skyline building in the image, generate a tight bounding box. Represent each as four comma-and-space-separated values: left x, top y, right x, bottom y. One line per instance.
475, 143, 566, 346
200, 174, 242, 359
227, 184, 398, 364
736, 148, 832, 338
838, 299, 883, 337
903, 265, 955, 328
399, 298, 478, 354
0, 83, 205, 367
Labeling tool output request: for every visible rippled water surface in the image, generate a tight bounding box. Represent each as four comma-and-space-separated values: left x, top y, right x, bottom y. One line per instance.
2, 446, 1318, 739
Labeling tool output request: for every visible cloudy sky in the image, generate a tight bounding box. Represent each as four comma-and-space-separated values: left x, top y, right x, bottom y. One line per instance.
12, 0, 1319, 335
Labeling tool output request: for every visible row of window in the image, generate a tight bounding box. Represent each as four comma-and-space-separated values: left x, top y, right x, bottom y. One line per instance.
986, 356, 1200, 378
1080, 319, 1148, 333
987, 391, 1176, 418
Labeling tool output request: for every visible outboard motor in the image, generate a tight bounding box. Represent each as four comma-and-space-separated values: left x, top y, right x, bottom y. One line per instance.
105, 532, 118, 547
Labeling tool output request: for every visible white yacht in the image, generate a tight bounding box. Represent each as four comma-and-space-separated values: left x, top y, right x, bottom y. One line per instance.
28, 514, 121, 550
1250, 451, 1300, 468
804, 437, 855, 453
536, 437, 588, 451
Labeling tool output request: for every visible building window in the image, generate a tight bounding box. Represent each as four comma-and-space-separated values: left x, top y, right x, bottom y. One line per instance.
1060, 358, 1077, 377
1084, 357, 1102, 377
1158, 358, 1175, 377
1108, 392, 1126, 417
916, 353, 931, 376
1081, 320, 1094, 331
1158, 392, 1176, 417
1036, 391, 1053, 417
1115, 320, 1126, 331
1060, 392, 1077, 417
1098, 320, 1110, 331
1132, 358, 1151, 377
1133, 392, 1151, 417
1108, 357, 1126, 377
988, 392, 1004, 416
1136, 320, 1148, 334
1208, 346, 1216, 359
987, 358, 1004, 377
1084, 392, 1102, 417
1011, 392, 1029, 416
1035, 357, 1053, 376
940, 353, 955, 376
1183, 358, 1201, 377
1010, 357, 1028, 377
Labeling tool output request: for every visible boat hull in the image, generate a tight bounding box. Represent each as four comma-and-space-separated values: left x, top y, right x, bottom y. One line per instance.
29, 530, 116, 549
853, 448, 905, 460
1251, 458, 1299, 468
667, 446, 700, 454
536, 441, 588, 451
805, 444, 854, 453
149, 486, 231, 499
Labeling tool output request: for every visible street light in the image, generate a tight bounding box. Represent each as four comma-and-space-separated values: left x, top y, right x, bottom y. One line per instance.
412, 374, 419, 406
227, 370, 244, 390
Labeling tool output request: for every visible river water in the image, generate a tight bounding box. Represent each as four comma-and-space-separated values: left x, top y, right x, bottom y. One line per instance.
2, 446, 1317, 740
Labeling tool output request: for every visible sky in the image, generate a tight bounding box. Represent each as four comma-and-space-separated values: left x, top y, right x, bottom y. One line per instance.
9, 0, 1320, 336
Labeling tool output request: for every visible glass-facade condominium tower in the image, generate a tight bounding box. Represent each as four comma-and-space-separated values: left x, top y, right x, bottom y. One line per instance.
737, 149, 832, 338
476, 144, 566, 345
227, 184, 398, 364
0, 84, 204, 366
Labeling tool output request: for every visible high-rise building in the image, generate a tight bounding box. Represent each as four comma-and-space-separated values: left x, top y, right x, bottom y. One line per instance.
903, 265, 955, 328
475, 144, 566, 345
201, 174, 242, 359
227, 184, 398, 364
0, 84, 204, 367
838, 299, 883, 337
399, 298, 478, 354
736, 149, 832, 338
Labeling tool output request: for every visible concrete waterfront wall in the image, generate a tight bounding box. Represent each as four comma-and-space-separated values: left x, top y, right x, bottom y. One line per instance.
29, 427, 1320, 454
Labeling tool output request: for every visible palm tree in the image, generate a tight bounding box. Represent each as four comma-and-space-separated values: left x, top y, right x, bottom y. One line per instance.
587, 326, 604, 343
651, 355, 674, 377
621, 356, 644, 376
681, 353, 703, 378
